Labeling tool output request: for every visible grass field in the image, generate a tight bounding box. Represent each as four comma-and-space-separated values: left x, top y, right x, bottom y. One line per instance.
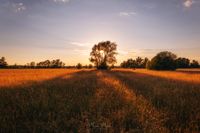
0, 69, 200, 133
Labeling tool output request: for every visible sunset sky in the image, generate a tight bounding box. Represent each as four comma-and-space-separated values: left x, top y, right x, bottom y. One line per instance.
0, 0, 200, 65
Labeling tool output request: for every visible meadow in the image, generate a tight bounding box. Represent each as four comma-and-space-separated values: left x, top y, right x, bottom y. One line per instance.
0, 69, 200, 133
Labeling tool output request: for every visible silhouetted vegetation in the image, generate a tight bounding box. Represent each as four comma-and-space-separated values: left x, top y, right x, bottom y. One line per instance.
120, 57, 149, 68
176, 57, 190, 68
0, 57, 8, 68
36, 59, 65, 68
76, 63, 82, 69
90, 41, 117, 70
146, 51, 177, 70
121, 51, 199, 70
190, 60, 199, 68
88, 64, 93, 69
1, 49, 200, 70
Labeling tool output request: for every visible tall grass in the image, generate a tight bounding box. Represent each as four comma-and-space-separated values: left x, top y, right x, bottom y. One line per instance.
0, 69, 200, 132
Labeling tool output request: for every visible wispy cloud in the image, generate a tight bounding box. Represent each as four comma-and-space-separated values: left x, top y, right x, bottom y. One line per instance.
183, 0, 194, 8
73, 49, 90, 56
12, 2, 26, 12
53, 0, 70, 3
70, 41, 93, 47
118, 50, 128, 55
119, 12, 136, 17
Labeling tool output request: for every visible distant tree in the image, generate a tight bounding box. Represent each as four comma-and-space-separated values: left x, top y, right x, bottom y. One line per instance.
120, 61, 127, 68
121, 57, 149, 69
135, 57, 143, 68
88, 64, 93, 69
176, 57, 190, 68
37, 60, 50, 68
190, 60, 199, 68
90, 41, 117, 69
146, 60, 151, 69
51, 59, 65, 68
0, 57, 8, 68
76, 63, 82, 69
120, 58, 136, 68
44, 60, 51, 67
30, 62, 35, 68
36, 59, 65, 68
147, 51, 177, 70
142, 57, 149, 68
84, 65, 88, 69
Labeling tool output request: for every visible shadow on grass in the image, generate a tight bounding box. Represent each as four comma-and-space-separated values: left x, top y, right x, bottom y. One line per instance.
90, 70, 144, 133
0, 70, 98, 133
110, 70, 200, 132
176, 70, 200, 74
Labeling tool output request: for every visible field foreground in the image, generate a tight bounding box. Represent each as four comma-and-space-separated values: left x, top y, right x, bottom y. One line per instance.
0, 69, 200, 133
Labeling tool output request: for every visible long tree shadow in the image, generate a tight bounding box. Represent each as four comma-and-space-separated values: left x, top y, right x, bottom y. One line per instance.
110, 70, 200, 132
88, 70, 144, 133
0, 70, 98, 133
177, 70, 200, 74
97, 71, 170, 133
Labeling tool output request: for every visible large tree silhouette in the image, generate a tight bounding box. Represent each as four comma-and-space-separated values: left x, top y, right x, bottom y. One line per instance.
90, 41, 117, 69
147, 51, 177, 70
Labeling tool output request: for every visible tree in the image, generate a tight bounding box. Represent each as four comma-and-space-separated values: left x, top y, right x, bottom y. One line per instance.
135, 57, 143, 68
36, 59, 65, 68
37, 60, 51, 68
30, 62, 36, 68
142, 57, 149, 68
76, 63, 82, 69
88, 64, 93, 69
176, 57, 190, 68
120, 58, 136, 68
120, 57, 149, 68
190, 60, 199, 68
147, 51, 177, 70
51, 59, 65, 68
0, 57, 8, 68
90, 41, 117, 69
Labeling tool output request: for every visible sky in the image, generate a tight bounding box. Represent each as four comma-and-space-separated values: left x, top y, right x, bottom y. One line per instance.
0, 0, 200, 65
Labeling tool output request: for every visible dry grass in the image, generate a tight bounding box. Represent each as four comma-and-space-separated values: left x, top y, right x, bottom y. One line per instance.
0, 69, 200, 132
115, 69, 200, 84
0, 69, 81, 88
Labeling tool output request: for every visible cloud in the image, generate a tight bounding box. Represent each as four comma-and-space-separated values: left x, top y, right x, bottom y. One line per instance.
12, 2, 26, 12
118, 50, 129, 55
183, 0, 194, 8
70, 42, 93, 47
119, 12, 136, 17
73, 49, 90, 56
53, 0, 70, 3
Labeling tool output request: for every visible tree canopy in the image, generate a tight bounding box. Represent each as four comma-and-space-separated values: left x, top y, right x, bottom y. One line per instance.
90, 41, 117, 69
176, 57, 190, 68
121, 57, 149, 68
190, 60, 199, 68
147, 51, 177, 70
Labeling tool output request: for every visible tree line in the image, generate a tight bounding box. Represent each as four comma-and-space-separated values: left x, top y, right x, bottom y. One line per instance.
0, 41, 199, 70
120, 51, 199, 70
0, 57, 93, 69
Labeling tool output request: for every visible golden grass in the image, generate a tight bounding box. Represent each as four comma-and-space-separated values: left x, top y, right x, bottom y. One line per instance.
0, 68, 200, 132
115, 68, 200, 84
97, 71, 169, 133
0, 69, 81, 88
